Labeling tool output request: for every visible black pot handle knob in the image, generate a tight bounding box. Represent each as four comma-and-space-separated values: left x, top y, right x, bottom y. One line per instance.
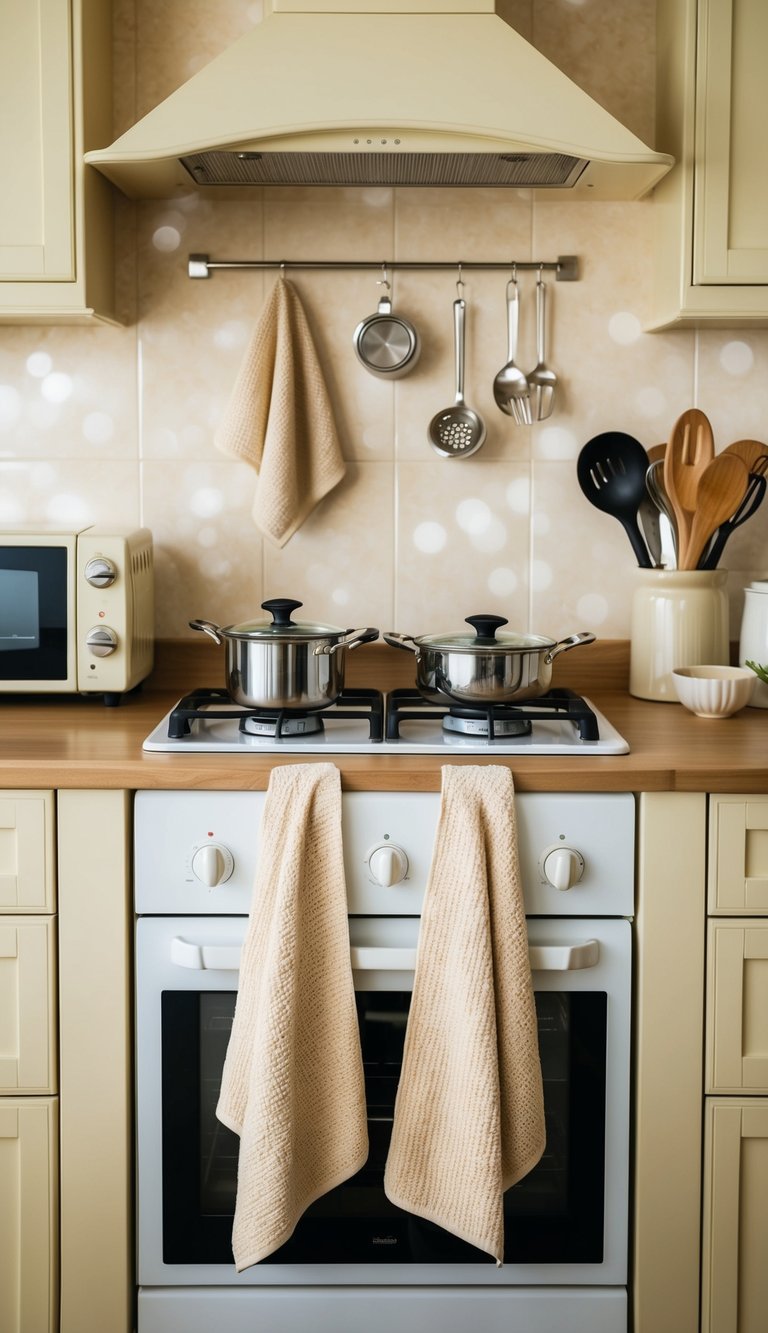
465, 614, 509, 642
261, 598, 303, 626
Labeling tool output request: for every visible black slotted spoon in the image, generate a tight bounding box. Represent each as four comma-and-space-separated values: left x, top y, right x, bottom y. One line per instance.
577, 432, 653, 567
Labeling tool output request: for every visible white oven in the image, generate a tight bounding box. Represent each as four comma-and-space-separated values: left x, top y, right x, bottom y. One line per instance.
134, 789, 634, 1333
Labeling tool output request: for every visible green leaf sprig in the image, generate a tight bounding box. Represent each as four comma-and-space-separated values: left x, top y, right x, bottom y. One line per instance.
745, 660, 768, 685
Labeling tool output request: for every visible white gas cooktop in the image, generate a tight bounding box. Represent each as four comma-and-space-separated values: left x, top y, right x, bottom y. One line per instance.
142, 689, 630, 756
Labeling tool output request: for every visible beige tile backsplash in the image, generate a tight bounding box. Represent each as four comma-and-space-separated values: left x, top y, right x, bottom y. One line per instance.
1, 0, 767, 641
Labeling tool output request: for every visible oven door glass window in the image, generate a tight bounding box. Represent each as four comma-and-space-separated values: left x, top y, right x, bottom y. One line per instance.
0, 548, 68, 680
161, 988, 607, 1266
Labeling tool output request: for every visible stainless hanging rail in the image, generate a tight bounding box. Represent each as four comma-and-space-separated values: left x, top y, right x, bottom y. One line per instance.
188, 253, 579, 281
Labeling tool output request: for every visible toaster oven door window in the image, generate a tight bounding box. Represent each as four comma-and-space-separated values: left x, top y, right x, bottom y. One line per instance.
0, 547, 68, 680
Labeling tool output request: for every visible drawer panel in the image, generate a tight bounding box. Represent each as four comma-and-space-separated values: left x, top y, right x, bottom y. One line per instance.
0, 792, 55, 913
0, 1097, 58, 1333
702, 1098, 768, 1333
708, 795, 768, 914
0, 917, 57, 1095
706, 919, 768, 1093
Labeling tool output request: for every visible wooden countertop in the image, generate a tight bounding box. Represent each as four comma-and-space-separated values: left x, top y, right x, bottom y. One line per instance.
1, 642, 766, 792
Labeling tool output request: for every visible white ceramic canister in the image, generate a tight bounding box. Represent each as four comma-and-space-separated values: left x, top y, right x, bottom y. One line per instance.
738, 580, 768, 708
629, 569, 729, 701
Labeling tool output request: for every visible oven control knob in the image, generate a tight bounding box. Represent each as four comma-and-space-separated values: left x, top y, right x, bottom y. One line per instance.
191, 842, 234, 887
367, 844, 409, 887
84, 556, 116, 588
85, 626, 118, 657
540, 845, 585, 892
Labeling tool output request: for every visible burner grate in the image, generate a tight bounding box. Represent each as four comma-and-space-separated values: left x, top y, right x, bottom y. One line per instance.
385, 688, 600, 742
167, 687, 385, 742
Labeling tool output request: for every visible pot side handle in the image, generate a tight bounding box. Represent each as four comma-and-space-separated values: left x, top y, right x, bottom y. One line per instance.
317, 627, 380, 656
189, 619, 224, 645
545, 631, 596, 664
383, 632, 420, 655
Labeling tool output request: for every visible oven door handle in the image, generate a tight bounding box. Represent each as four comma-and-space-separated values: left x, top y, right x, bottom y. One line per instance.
169, 937, 600, 973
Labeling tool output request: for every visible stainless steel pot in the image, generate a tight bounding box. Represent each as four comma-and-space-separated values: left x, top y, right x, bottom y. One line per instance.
190, 599, 378, 710
353, 293, 420, 379
384, 614, 595, 705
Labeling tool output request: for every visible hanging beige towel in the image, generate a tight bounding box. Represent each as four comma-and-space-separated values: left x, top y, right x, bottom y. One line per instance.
384, 764, 545, 1265
214, 277, 346, 546
216, 763, 368, 1271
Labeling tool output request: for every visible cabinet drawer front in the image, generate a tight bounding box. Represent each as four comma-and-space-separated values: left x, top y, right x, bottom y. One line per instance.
0, 917, 57, 1094
709, 796, 768, 914
0, 792, 55, 913
706, 919, 768, 1093
702, 1098, 768, 1333
0, 1097, 58, 1333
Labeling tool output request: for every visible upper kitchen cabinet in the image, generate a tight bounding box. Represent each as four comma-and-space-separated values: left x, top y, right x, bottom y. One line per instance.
649, 0, 768, 329
0, 0, 118, 325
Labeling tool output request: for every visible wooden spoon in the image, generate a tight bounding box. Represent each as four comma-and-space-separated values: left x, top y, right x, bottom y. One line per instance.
664, 409, 715, 564
723, 439, 768, 472
681, 453, 749, 569
647, 443, 666, 463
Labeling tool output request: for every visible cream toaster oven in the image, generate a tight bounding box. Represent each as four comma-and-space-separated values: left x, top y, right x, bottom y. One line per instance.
0, 526, 154, 705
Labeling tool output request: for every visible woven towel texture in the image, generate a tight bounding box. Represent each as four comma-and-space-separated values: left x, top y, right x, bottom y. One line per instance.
214, 277, 345, 547
216, 763, 368, 1271
384, 764, 546, 1264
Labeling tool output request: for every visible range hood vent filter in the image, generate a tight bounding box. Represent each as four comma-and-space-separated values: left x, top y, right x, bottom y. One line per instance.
181, 150, 587, 190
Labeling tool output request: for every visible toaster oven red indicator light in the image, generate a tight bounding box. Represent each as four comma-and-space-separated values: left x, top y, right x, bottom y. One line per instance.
98, 610, 105, 617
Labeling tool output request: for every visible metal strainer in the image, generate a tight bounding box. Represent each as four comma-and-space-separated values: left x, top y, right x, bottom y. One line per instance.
428, 295, 486, 458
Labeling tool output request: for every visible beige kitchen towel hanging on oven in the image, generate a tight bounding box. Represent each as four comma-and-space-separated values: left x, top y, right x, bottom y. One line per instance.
384, 765, 545, 1265
216, 763, 368, 1271
214, 277, 346, 546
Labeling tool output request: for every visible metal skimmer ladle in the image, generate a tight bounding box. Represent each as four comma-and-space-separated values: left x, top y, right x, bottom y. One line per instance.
428, 294, 486, 458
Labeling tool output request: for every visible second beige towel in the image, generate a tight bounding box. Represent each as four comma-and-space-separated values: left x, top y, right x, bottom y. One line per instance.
216, 763, 368, 1271
384, 764, 545, 1265
215, 277, 346, 546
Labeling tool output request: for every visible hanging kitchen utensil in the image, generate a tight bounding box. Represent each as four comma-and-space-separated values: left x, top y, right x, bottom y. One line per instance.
663, 408, 715, 566
428, 286, 486, 457
528, 270, 557, 421
353, 266, 420, 379
384, 615, 595, 705
492, 274, 531, 423
700, 471, 767, 569
576, 432, 653, 566
680, 453, 749, 570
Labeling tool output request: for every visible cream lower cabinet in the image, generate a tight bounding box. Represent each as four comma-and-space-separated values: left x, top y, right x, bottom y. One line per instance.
703, 797, 768, 1333
650, 0, 768, 327
0, 792, 57, 1333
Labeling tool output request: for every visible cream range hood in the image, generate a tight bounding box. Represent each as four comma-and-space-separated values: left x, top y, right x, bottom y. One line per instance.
86, 0, 673, 200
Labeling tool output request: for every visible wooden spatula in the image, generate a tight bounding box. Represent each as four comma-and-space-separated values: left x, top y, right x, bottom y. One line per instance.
722, 439, 768, 472
681, 453, 749, 569
664, 409, 715, 565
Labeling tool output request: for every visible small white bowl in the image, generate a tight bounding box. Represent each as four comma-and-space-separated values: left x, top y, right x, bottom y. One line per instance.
671, 665, 756, 718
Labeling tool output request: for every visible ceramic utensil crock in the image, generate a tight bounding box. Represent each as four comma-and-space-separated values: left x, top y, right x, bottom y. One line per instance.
629, 569, 729, 701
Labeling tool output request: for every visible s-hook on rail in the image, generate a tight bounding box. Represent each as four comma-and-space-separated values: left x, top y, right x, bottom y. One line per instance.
188, 253, 580, 281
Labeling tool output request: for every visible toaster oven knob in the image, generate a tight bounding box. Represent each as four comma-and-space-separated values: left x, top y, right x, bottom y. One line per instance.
191, 843, 234, 888
367, 844, 409, 887
84, 556, 116, 588
85, 626, 118, 657
540, 845, 585, 892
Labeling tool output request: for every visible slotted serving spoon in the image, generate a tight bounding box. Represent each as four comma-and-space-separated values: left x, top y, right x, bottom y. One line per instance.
577, 432, 653, 567
492, 278, 531, 424
680, 453, 749, 569
428, 297, 486, 458
664, 408, 715, 565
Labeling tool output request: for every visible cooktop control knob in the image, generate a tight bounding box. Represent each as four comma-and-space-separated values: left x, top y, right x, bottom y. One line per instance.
367, 843, 409, 887
85, 626, 118, 657
84, 556, 116, 588
191, 842, 235, 888
540, 844, 585, 892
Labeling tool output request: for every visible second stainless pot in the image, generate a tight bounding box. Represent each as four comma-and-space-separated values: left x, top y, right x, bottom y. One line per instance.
190, 599, 378, 709
385, 614, 595, 705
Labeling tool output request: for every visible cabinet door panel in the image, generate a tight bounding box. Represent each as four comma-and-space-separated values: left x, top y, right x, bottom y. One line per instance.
0, 792, 56, 913
708, 796, 768, 915
694, 0, 768, 283
0, 1098, 58, 1333
702, 1099, 768, 1333
0, 917, 57, 1095
0, 0, 74, 280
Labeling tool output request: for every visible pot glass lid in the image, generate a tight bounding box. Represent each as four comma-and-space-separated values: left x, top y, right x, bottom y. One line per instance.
419, 614, 556, 652
228, 598, 344, 639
